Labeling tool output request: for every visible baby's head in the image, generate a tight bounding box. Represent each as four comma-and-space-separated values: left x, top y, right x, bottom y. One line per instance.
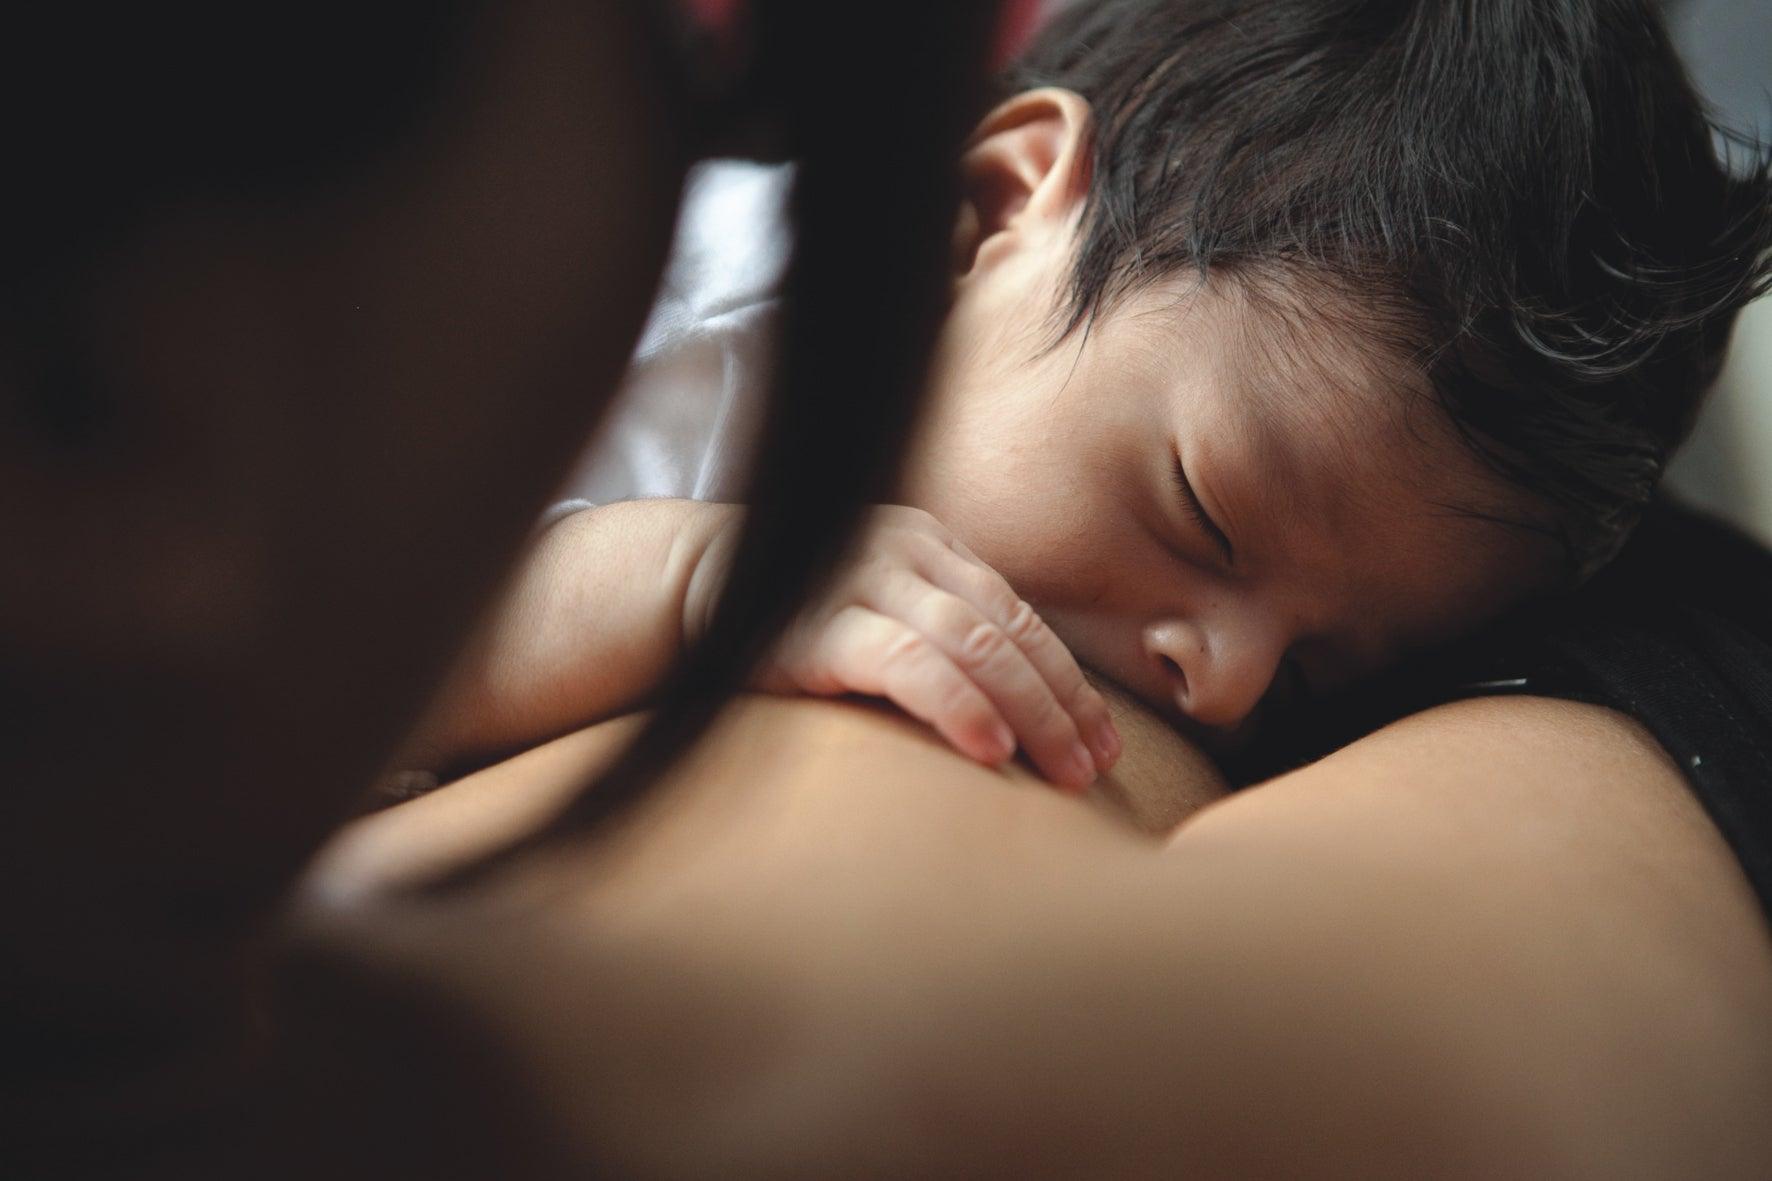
896, 0, 1771, 743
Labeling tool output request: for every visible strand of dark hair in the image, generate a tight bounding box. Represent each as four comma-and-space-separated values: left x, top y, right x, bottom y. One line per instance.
442, 1, 1002, 883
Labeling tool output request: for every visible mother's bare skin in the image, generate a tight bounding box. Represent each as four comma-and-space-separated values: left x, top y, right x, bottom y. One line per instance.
299, 689, 1772, 1179
313, 682, 1227, 899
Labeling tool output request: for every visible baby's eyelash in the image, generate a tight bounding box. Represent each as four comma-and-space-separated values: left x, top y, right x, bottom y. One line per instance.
1171, 455, 1234, 564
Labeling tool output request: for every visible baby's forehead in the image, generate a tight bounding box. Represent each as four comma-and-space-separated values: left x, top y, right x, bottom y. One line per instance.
1132, 274, 1460, 484
1125, 274, 1554, 589
1220, 274, 1427, 426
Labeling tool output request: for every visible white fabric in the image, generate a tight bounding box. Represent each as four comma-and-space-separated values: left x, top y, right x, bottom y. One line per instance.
549, 160, 791, 523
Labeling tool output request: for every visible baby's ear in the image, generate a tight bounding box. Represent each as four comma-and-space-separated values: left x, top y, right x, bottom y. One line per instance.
953, 88, 1093, 276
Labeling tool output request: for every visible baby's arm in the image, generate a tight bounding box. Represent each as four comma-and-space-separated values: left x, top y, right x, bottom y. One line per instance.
411, 500, 1119, 788
409, 499, 736, 771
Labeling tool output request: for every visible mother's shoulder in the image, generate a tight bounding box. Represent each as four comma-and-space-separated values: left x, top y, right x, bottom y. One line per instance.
1190, 695, 1759, 936
1169, 695, 1772, 1173
1189, 697, 1772, 1094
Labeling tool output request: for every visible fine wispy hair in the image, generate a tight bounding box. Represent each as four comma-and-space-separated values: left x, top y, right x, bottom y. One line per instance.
1011, 0, 1772, 577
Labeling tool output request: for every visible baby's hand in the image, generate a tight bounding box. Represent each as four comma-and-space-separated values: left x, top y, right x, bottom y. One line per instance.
687, 506, 1120, 789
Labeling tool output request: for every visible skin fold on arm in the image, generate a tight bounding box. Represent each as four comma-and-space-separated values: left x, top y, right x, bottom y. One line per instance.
300, 689, 1772, 1180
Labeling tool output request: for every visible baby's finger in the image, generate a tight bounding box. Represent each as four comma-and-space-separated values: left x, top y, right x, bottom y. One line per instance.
916, 548, 1120, 773
868, 574, 1099, 790
799, 606, 1018, 768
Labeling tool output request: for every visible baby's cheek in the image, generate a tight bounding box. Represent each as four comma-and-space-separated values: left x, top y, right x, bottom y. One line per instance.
1032, 607, 1160, 710
956, 508, 1121, 613
907, 457, 1120, 608
1000, 554, 1124, 635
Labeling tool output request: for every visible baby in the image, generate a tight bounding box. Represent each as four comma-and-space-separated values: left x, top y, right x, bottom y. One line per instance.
413, 0, 1769, 789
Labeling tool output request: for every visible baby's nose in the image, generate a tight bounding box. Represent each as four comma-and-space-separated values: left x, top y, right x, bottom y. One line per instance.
1143, 618, 1285, 732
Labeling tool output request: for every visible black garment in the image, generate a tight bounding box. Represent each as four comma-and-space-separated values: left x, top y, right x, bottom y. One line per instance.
1242, 499, 1772, 920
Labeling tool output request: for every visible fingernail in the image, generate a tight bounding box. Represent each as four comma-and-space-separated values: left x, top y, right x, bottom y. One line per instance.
1067, 740, 1096, 788
1094, 720, 1122, 767
991, 723, 1017, 762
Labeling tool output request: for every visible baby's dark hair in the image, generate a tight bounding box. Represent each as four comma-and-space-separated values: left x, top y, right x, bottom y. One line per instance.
1011, 0, 1772, 577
